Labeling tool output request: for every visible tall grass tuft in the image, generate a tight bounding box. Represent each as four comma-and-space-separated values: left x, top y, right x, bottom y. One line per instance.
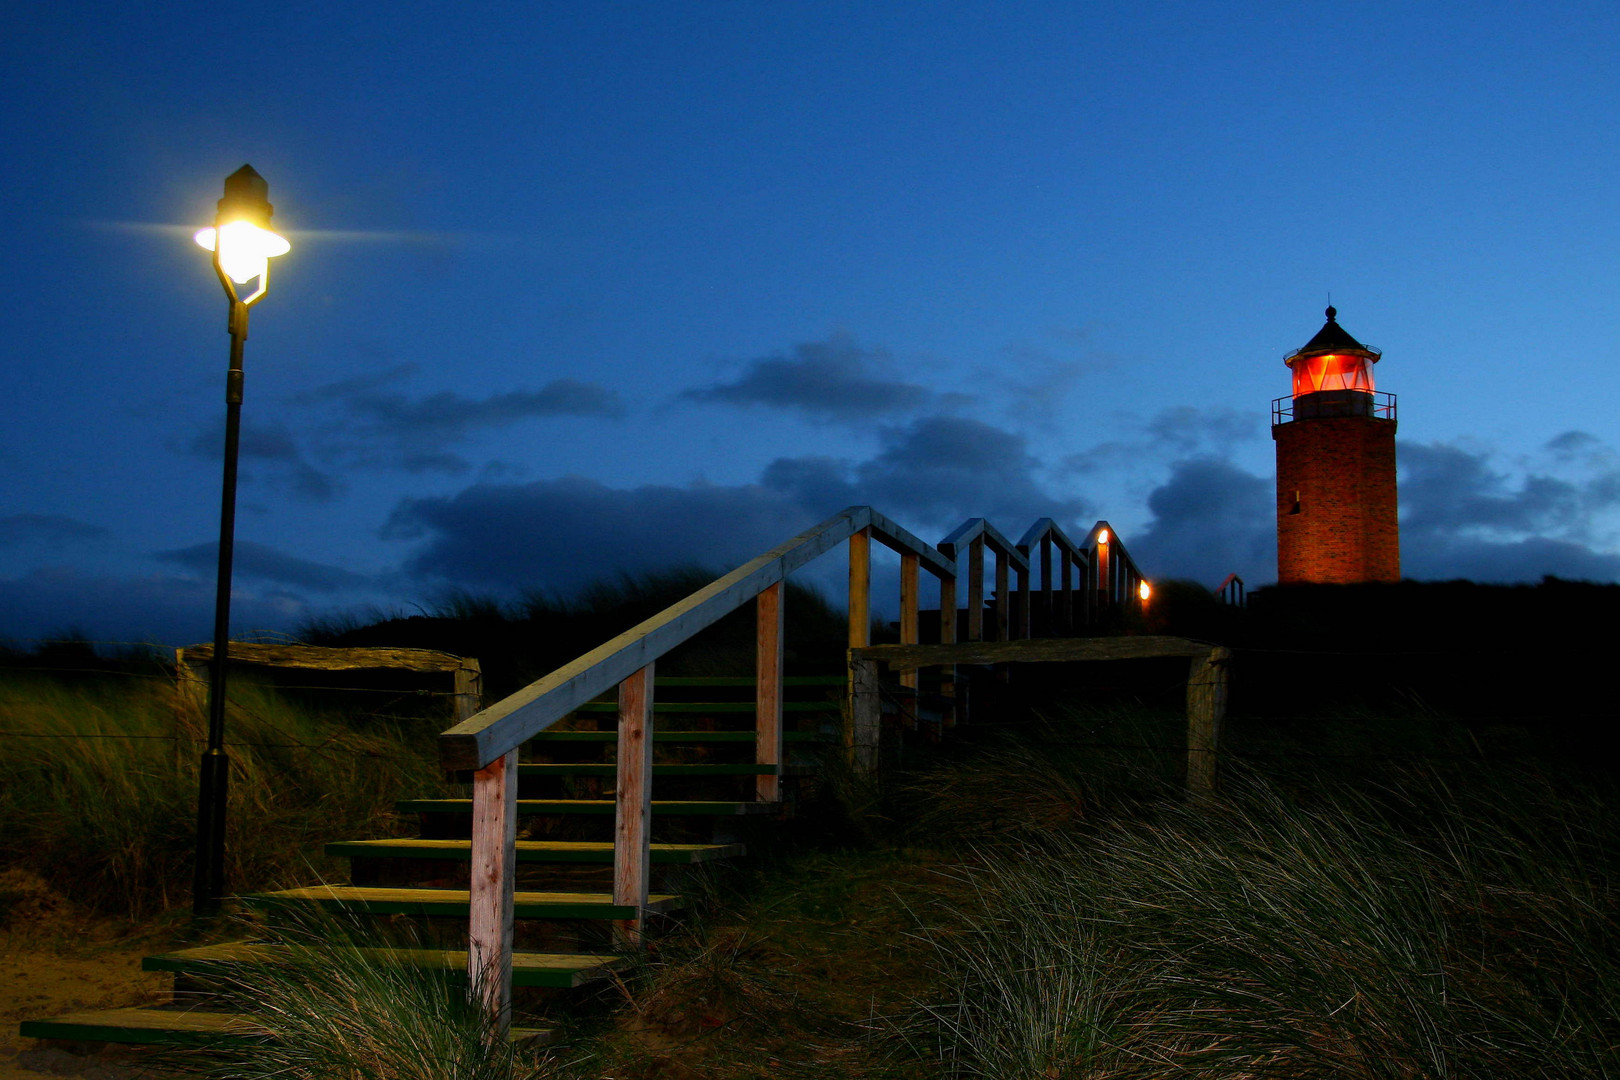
903, 745, 1620, 1079
0, 670, 447, 920
168, 909, 559, 1080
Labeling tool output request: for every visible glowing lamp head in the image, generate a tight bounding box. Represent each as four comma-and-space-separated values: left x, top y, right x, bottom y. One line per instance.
1138, 580, 1152, 602
1097, 528, 1110, 545
195, 165, 289, 288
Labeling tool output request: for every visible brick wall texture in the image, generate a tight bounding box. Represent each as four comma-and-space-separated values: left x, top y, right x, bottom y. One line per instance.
1273, 416, 1400, 583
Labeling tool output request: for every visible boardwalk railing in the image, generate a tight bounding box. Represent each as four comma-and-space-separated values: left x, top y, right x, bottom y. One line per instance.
437, 505, 1149, 1033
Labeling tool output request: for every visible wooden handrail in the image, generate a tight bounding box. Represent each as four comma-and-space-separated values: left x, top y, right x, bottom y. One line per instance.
444, 503, 1151, 1037
938, 518, 1028, 642
1015, 518, 1089, 636
440, 506, 949, 772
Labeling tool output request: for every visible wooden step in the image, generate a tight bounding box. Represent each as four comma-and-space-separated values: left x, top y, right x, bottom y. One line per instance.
398, 799, 778, 816
642, 676, 844, 687
20, 1007, 267, 1046
328, 838, 745, 864
572, 701, 837, 713
142, 942, 625, 989
518, 763, 781, 777
527, 730, 830, 744
20, 1007, 549, 1046
244, 885, 683, 920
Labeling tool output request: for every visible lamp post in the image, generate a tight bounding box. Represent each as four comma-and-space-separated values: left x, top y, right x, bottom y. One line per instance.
191, 164, 289, 917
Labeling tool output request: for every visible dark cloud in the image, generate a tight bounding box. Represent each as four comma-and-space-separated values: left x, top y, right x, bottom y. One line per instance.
0, 514, 109, 546
301, 377, 625, 476
0, 566, 313, 648
1398, 437, 1620, 582
1131, 457, 1274, 589
156, 541, 371, 593
683, 336, 960, 421
386, 476, 816, 592
348, 381, 625, 434
1400, 535, 1620, 584
183, 419, 341, 501
388, 414, 1091, 595
854, 417, 1087, 527
1065, 406, 1262, 481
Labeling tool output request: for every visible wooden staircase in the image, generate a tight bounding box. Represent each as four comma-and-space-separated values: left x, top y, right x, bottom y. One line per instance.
18, 675, 840, 1048
21, 506, 1182, 1053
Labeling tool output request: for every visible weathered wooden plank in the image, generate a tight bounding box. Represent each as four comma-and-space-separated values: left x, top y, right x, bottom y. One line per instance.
755, 583, 783, 802
994, 549, 1010, 642
865, 506, 955, 578
848, 527, 871, 649
453, 660, 483, 723
898, 552, 920, 705
179, 642, 468, 673
848, 655, 880, 777
966, 536, 985, 642
938, 571, 957, 728
1186, 646, 1231, 793
853, 635, 1213, 669
467, 748, 516, 1034
440, 506, 874, 770
613, 664, 654, 946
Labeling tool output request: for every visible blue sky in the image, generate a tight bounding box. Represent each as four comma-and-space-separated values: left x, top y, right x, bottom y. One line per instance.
5, 1, 1620, 647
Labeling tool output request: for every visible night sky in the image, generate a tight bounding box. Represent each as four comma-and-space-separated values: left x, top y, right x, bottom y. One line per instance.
6, 3, 1620, 648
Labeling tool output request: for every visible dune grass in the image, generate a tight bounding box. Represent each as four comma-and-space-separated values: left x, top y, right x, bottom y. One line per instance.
0, 668, 447, 921
897, 741, 1620, 1079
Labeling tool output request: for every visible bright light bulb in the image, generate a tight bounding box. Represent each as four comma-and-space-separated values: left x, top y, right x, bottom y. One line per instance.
1138, 581, 1152, 601
195, 220, 290, 285
1097, 528, 1110, 545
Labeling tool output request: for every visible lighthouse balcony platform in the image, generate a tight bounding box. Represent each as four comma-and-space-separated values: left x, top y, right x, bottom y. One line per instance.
1272, 389, 1396, 425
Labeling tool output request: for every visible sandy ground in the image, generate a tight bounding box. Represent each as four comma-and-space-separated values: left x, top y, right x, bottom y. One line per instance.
0, 872, 174, 1080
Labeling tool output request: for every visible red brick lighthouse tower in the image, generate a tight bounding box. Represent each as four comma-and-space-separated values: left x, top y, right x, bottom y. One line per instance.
1272, 306, 1400, 583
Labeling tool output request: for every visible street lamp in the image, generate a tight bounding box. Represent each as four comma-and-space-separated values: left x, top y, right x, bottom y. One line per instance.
192, 164, 289, 917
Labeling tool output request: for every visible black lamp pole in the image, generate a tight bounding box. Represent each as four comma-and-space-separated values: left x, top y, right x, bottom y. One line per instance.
193, 165, 284, 917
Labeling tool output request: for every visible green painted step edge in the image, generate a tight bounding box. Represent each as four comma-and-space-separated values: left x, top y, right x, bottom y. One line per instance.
328, 839, 746, 864
242, 887, 683, 920
649, 676, 844, 686
398, 799, 777, 816
142, 943, 625, 990
518, 763, 778, 776
528, 731, 830, 743
20, 1009, 548, 1046
573, 701, 837, 713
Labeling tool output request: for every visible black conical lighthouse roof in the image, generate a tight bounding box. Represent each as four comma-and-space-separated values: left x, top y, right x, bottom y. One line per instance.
1288, 306, 1381, 362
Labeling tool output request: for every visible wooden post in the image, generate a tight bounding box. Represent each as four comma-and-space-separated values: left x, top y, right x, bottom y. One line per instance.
1060, 551, 1074, 631
846, 528, 871, 755
994, 551, 1011, 642
848, 655, 880, 777
938, 572, 957, 728
1039, 537, 1052, 636
453, 660, 483, 722
755, 584, 784, 803
614, 663, 655, 945
1096, 537, 1111, 612
898, 552, 919, 724
967, 537, 985, 642
1186, 647, 1231, 794
468, 747, 517, 1035
848, 528, 871, 649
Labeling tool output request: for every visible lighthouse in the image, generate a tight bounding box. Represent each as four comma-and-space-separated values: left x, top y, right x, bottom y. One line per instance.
1272, 306, 1400, 584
